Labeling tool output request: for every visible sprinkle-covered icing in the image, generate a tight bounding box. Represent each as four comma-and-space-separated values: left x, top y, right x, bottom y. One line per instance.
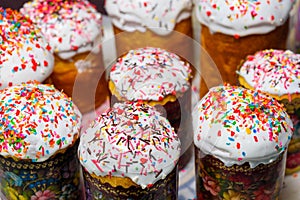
78, 101, 181, 189
0, 8, 54, 90
109, 47, 191, 101
237, 49, 300, 97
0, 82, 82, 162
194, 0, 295, 37
105, 0, 193, 35
193, 85, 293, 168
20, 0, 102, 60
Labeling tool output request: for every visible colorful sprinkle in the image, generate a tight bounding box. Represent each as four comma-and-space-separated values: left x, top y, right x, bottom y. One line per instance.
0, 81, 82, 162
0, 8, 54, 89
193, 85, 293, 168
78, 101, 180, 189
105, 0, 193, 35
20, 0, 102, 59
194, 0, 294, 37
109, 47, 192, 101
237, 49, 300, 98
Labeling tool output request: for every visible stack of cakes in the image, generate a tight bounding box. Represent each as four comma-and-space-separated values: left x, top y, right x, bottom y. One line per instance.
21, 0, 109, 113
108, 47, 193, 169
237, 49, 300, 175
193, 0, 295, 97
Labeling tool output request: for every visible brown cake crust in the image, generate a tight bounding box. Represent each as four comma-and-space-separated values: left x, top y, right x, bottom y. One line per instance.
199, 19, 289, 98
113, 17, 194, 65
49, 51, 109, 114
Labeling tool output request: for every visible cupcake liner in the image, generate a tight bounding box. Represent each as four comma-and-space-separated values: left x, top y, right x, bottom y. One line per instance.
83, 167, 178, 200
0, 141, 81, 200
194, 148, 286, 200
286, 112, 300, 174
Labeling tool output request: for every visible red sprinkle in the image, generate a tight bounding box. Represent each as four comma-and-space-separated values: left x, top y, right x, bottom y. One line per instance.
206, 11, 212, 17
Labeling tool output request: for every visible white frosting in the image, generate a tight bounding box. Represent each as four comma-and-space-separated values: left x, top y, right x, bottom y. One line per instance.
78, 101, 181, 189
20, 0, 102, 60
109, 47, 191, 101
194, 0, 295, 37
0, 82, 82, 162
237, 49, 300, 97
193, 85, 293, 168
105, 0, 193, 35
0, 8, 54, 90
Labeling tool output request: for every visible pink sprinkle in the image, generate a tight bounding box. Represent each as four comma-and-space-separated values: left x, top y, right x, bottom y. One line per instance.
92, 159, 104, 172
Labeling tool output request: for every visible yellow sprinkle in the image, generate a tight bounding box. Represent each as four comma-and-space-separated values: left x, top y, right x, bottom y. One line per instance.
246, 128, 251, 135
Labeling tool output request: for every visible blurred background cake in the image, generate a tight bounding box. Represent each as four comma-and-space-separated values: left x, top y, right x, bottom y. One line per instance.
194, 0, 296, 97
236, 49, 300, 175
78, 101, 181, 199
0, 82, 82, 200
89, 0, 107, 15
0, 7, 54, 90
108, 47, 193, 169
2, 0, 107, 14
104, 0, 195, 66
193, 85, 293, 199
0, 0, 28, 9
20, 0, 109, 114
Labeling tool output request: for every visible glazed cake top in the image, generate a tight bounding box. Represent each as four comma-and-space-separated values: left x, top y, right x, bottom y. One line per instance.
194, 0, 295, 37
109, 47, 192, 101
0, 8, 54, 90
105, 0, 193, 35
237, 49, 300, 98
78, 101, 181, 189
20, 0, 102, 60
193, 85, 293, 168
0, 82, 82, 162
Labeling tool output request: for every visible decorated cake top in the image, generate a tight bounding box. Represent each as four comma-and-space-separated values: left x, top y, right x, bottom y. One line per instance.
194, 0, 295, 37
0, 82, 82, 162
109, 47, 192, 101
193, 85, 293, 168
20, 0, 102, 60
78, 101, 181, 189
237, 49, 300, 97
0, 8, 54, 90
105, 0, 193, 35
